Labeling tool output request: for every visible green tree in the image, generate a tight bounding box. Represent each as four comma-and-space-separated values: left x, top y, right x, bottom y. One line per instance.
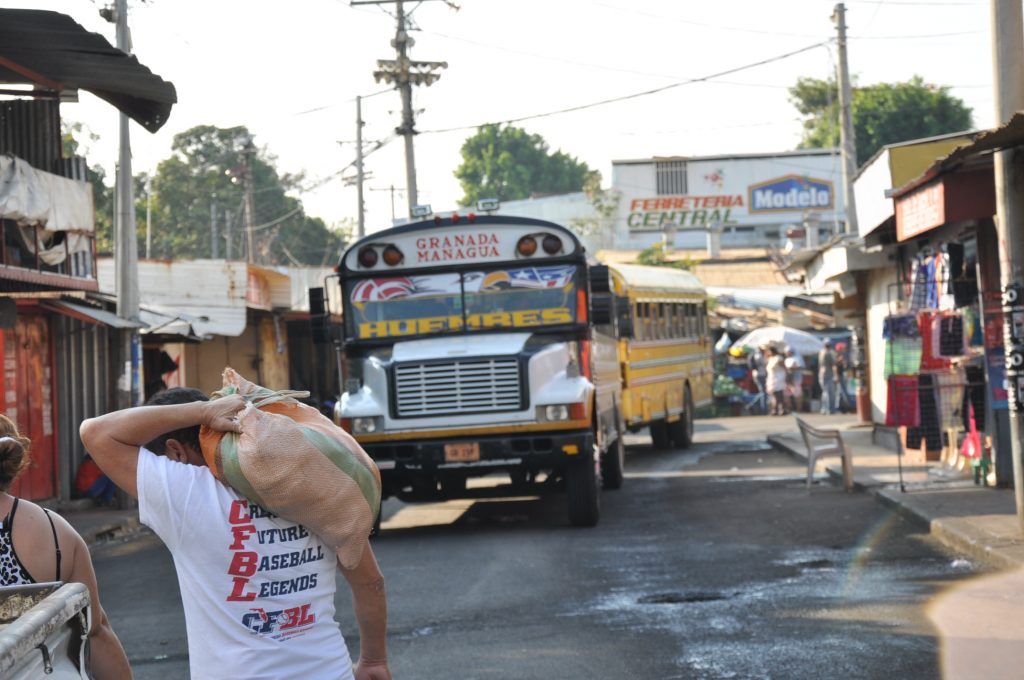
147, 125, 345, 265
454, 124, 597, 206
789, 75, 973, 166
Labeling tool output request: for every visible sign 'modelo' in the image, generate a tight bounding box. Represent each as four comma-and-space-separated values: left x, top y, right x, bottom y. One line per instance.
748, 175, 834, 213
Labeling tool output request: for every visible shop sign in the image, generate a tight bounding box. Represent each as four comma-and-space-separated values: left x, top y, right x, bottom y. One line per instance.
896, 182, 945, 241
415, 232, 501, 263
748, 175, 834, 213
626, 195, 742, 231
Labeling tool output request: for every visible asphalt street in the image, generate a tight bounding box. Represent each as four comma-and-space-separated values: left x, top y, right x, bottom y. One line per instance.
93, 423, 988, 679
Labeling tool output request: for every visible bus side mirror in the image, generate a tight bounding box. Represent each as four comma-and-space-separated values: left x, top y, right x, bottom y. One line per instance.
309, 287, 331, 345
590, 293, 613, 326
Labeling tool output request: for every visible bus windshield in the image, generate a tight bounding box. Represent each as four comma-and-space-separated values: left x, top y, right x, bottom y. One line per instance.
347, 265, 579, 340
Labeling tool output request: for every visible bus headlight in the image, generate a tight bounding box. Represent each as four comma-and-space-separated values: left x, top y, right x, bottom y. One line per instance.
352, 417, 383, 434
540, 405, 569, 421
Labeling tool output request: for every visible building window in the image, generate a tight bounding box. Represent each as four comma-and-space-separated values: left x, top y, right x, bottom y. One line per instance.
656, 161, 687, 195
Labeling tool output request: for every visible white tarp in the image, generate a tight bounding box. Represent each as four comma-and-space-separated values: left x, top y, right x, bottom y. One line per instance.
0, 154, 94, 232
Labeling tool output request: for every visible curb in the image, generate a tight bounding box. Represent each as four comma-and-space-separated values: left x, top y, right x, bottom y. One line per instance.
875, 486, 1021, 570
769, 433, 1024, 569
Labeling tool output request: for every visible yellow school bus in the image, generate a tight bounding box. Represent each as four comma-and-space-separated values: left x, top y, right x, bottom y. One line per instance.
609, 263, 712, 448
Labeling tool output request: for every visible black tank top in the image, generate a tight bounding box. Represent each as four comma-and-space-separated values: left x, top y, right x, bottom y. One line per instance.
0, 498, 61, 585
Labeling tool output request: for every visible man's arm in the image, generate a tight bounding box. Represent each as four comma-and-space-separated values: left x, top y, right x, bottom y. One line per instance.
340, 544, 391, 680
79, 396, 246, 497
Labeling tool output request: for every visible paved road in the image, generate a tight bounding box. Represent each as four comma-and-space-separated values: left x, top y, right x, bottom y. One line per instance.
93, 423, 987, 679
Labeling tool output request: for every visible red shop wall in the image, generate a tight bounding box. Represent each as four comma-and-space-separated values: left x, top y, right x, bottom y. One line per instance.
1, 315, 57, 500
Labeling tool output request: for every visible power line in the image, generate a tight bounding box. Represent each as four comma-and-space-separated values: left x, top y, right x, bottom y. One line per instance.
420, 40, 831, 135
850, 30, 984, 39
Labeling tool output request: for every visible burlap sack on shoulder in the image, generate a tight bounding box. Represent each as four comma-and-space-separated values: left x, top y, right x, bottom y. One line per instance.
199, 367, 381, 569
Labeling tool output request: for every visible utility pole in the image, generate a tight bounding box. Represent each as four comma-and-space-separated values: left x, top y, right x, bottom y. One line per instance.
145, 175, 152, 259
991, 0, 1024, 524
113, 0, 141, 408
210, 195, 219, 259
356, 96, 366, 238
240, 136, 257, 264
371, 185, 404, 223
358, 0, 448, 217
832, 3, 858, 235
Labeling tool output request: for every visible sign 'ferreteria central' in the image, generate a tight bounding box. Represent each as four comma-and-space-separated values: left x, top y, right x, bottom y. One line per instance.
626, 195, 743, 230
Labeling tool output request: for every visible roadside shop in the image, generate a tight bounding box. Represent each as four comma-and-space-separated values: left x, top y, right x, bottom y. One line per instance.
882, 140, 1007, 481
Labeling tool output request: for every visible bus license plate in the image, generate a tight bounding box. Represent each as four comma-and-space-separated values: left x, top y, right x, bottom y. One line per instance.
445, 442, 480, 463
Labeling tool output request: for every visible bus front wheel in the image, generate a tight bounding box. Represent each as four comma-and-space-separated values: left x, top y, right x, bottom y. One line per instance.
567, 454, 600, 527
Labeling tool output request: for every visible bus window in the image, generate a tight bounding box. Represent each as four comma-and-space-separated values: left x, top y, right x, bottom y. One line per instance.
615, 295, 633, 337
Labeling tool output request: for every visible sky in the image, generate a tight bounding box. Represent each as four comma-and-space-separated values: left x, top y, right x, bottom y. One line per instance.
6, 0, 996, 234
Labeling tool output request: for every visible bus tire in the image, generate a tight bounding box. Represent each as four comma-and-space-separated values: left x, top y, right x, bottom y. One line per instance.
669, 385, 694, 449
601, 418, 626, 490
567, 455, 600, 527
650, 419, 671, 449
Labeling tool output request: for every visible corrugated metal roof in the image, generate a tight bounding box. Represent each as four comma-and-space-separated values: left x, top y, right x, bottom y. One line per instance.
97, 259, 247, 337
609, 262, 706, 295
890, 113, 1024, 199
0, 9, 176, 132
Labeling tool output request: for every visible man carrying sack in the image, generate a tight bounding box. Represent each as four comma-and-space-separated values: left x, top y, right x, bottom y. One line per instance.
80, 375, 390, 680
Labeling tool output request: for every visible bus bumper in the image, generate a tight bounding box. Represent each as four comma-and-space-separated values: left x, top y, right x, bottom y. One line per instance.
362, 429, 594, 502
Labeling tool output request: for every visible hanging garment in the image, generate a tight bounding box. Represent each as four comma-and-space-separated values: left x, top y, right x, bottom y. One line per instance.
883, 314, 919, 340
926, 255, 939, 310
886, 375, 920, 427
885, 337, 922, 377
919, 311, 952, 370
911, 373, 944, 451
937, 251, 956, 310
962, 365, 987, 432
932, 368, 965, 431
937, 314, 967, 357
909, 258, 930, 311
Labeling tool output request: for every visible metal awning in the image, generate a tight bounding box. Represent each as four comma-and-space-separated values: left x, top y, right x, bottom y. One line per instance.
0, 9, 177, 132
42, 300, 142, 328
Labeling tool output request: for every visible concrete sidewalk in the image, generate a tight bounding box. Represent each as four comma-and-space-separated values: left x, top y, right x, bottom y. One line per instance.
767, 414, 1024, 569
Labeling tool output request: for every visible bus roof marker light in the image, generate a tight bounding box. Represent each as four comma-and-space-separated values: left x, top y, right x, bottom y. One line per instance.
382, 245, 404, 266
451, 212, 461, 224
542, 234, 562, 255
467, 212, 477, 222
516, 235, 537, 257
357, 246, 378, 268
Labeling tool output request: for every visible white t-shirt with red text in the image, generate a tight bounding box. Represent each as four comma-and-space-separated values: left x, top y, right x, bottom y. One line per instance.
137, 449, 354, 680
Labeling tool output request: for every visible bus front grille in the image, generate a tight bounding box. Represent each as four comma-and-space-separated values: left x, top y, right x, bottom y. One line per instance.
393, 358, 522, 417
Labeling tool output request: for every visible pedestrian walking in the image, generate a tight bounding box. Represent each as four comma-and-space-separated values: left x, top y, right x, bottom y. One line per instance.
818, 339, 838, 414
765, 346, 788, 415
80, 388, 392, 680
783, 348, 804, 413
0, 415, 132, 679
746, 345, 768, 415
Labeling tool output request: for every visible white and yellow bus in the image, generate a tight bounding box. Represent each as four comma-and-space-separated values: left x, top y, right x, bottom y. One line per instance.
330, 214, 623, 527
608, 263, 713, 448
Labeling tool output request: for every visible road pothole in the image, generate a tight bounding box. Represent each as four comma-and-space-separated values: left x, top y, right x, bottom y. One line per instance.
638, 591, 729, 605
